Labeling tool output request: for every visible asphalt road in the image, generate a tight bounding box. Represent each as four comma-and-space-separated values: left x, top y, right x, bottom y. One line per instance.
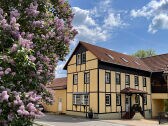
35, 113, 128, 126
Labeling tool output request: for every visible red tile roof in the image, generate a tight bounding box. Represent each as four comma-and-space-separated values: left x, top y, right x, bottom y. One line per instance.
141, 54, 168, 72
47, 77, 67, 90
64, 41, 168, 73
79, 42, 151, 72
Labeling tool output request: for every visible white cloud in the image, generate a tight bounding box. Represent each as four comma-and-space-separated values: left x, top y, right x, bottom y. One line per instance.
75, 25, 108, 43
72, 7, 108, 43
103, 13, 123, 28
72, 7, 96, 26
55, 0, 126, 78
130, 0, 168, 33
72, 0, 125, 43
55, 61, 67, 78
148, 14, 168, 33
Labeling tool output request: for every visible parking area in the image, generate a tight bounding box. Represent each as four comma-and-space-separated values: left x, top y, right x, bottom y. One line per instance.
35, 113, 168, 126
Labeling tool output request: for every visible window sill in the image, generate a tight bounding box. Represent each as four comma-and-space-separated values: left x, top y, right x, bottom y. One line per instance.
106, 105, 111, 106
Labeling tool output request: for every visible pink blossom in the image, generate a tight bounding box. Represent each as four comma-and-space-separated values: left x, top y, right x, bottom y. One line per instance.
17, 110, 23, 115
36, 71, 41, 75
0, 8, 3, 15
26, 3, 40, 17
19, 105, 25, 110
32, 20, 44, 28
29, 96, 36, 102
5, 68, 11, 74
29, 111, 35, 117
19, 37, 33, 49
10, 17, 16, 25
0, 109, 2, 115
1, 91, 9, 101
11, 44, 18, 52
10, 9, 20, 18
29, 55, 36, 62
54, 17, 64, 31
22, 110, 29, 116
34, 95, 42, 101
27, 33, 34, 40
2, 55, 8, 61
8, 113, 14, 121
0, 71, 4, 76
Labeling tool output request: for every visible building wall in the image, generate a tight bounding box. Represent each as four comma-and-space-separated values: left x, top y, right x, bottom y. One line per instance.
98, 69, 151, 114
67, 50, 99, 113
43, 89, 66, 113
151, 93, 168, 117
152, 99, 164, 117
66, 45, 152, 119
152, 93, 168, 99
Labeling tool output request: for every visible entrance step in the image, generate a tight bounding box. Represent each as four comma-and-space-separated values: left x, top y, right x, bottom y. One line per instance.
132, 112, 144, 120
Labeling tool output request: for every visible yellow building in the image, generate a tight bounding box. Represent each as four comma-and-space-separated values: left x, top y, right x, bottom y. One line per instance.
43, 77, 67, 114
47, 41, 167, 119
63, 41, 166, 119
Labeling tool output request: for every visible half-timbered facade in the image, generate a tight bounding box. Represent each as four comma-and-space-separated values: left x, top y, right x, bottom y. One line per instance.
63, 41, 158, 119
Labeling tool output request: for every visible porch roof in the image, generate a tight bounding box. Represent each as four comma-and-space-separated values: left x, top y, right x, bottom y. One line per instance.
121, 87, 147, 94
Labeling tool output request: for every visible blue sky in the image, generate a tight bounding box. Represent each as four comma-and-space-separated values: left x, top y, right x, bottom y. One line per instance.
55, 0, 168, 78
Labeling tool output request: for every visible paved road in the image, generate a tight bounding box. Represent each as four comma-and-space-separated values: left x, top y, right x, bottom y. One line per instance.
35, 114, 128, 126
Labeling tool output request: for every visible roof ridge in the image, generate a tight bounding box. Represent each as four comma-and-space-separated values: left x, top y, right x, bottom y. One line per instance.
79, 41, 152, 72
79, 41, 138, 59
141, 53, 168, 59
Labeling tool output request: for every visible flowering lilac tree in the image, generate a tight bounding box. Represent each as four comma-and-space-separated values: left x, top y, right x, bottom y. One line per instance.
0, 0, 77, 125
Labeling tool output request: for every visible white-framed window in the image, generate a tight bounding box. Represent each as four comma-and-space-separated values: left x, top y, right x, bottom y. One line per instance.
116, 73, 121, 84
73, 95, 76, 104
73, 74, 78, 85
76, 95, 81, 105
125, 74, 130, 85
77, 54, 81, 65
82, 52, 86, 64
116, 94, 121, 106
143, 77, 146, 87
134, 75, 139, 86
84, 72, 90, 84
105, 72, 111, 84
81, 95, 89, 105
105, 94, 111, 106
73, 94, 89, 105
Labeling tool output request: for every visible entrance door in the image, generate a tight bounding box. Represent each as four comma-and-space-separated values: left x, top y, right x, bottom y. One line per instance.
58, 98, 62, 112
125, 96, 130, 112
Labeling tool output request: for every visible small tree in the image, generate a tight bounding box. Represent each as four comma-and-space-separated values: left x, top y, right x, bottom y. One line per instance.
0, 0, 77, 125
132, 49, 156, 58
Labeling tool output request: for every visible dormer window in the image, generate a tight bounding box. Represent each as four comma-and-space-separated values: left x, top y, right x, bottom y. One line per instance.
121, 57, 128, 63
106, 53, 114, 60
134, 61, 140, 65
77, 54, 81, 65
